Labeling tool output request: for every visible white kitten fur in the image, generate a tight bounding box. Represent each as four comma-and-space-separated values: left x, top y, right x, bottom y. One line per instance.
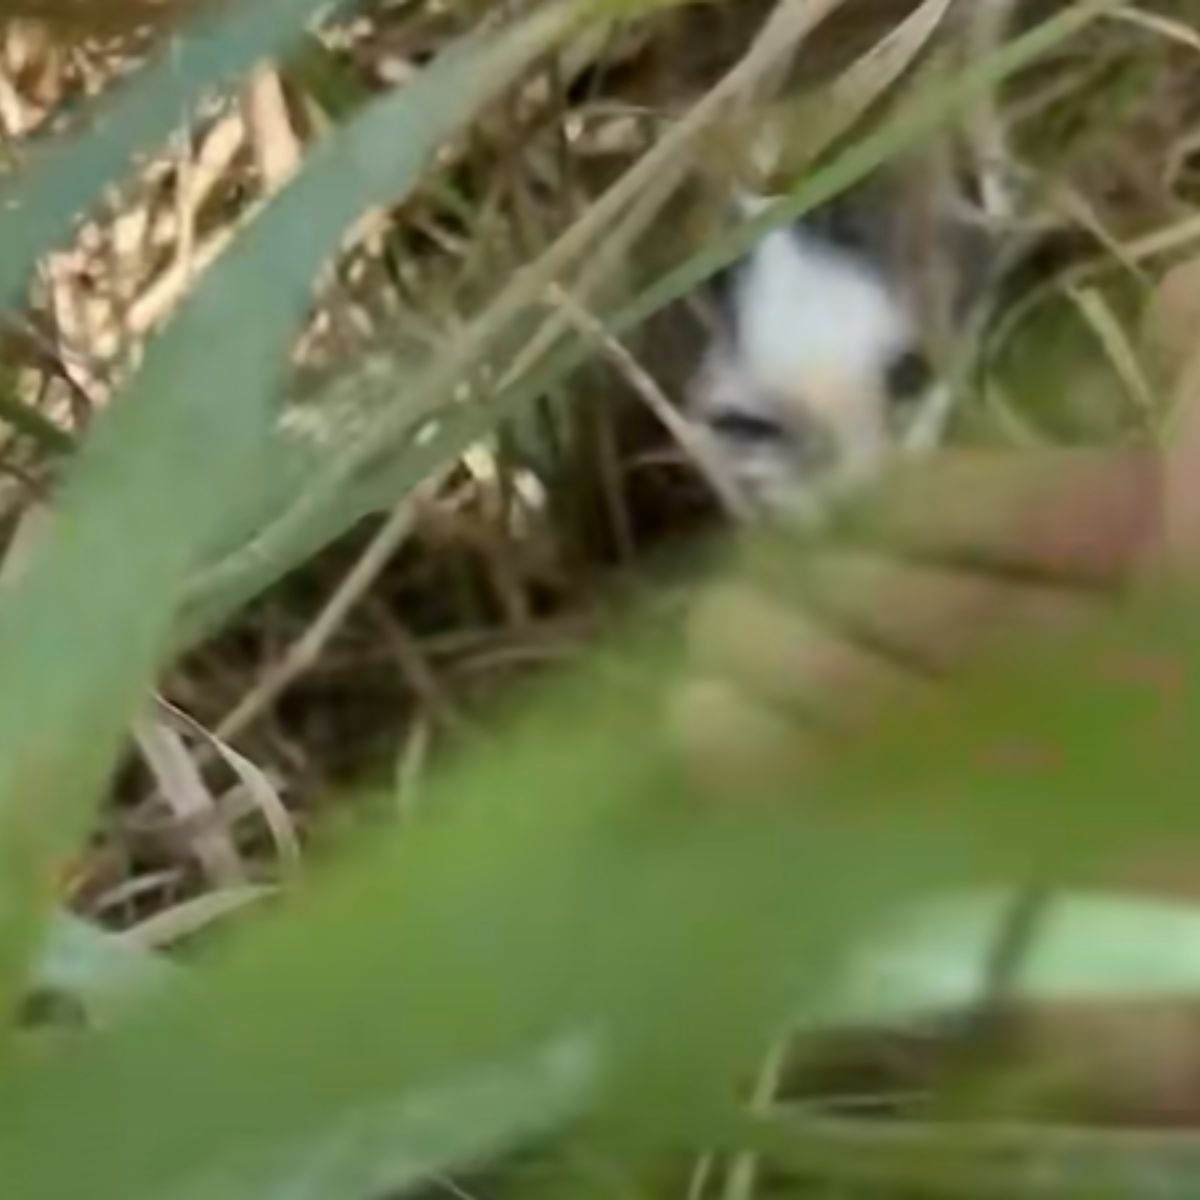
691, 215, 924, 516
733, 225, 912, 408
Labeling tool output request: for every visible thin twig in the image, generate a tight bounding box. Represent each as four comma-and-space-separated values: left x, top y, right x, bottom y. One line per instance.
215, 491, 425, 742
133, 715, 247, 887
958, 0, 1022, 221
721, 1035, 792, 1200
545, 284, 752, 520
369, 597, 470, 735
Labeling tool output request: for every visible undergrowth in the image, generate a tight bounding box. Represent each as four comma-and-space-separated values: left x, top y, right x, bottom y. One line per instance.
0, 1, 1199, 1197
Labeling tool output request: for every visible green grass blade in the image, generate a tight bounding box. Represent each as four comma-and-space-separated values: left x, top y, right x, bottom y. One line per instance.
0, 0, 350, 312
0, 1, 595, 1012
32, 913, 179, 1024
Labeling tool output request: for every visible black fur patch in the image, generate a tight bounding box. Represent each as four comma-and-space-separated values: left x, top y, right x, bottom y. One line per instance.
885, 348, 933, 404
707, 409, 785, 444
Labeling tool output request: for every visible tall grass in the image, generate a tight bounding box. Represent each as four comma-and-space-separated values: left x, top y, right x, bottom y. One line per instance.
0, 1, 1199, 1198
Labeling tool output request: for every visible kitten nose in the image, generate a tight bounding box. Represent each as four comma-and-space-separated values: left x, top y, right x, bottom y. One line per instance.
781, 412, 837, 474
777, 372, 890, 481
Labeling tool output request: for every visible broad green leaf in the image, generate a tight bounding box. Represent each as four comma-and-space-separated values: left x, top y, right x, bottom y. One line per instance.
12, 576, 1200, 1198
0, 657, 915, 1200
169, 1036, 597, 1200
32, 913, 179, 1024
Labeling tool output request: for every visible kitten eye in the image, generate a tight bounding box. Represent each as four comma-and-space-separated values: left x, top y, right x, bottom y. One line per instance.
707, 409, 785, 443
803, 196, 870, 256
708, 263, 742, 332
884, 348, 933, 405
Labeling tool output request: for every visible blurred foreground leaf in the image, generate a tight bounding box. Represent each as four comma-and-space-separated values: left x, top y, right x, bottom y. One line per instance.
0, 650, 925, 1199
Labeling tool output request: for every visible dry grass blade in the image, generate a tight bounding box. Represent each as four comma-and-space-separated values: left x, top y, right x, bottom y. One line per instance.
1122, 214, 1200, 269
212, 489, 427, 743
497, 151, 693, 394
133, 715, 247, 887
957, 0, 1021, 219
190, 0, 853, 601
241, 65, 302, 193
0, 0, 337, 311
127, 111, 249, 335
121, 884, 275, 950
1050, 180, 1151, 281
1066, 283, 1159, 423
156, 696, 302, 875
1108, 5, 1200, 54
780, 0, 956, 175
546, 284, 752, 520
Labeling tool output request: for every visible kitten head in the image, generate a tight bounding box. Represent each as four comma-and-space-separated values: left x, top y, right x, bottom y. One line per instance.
689, 179, 991, 520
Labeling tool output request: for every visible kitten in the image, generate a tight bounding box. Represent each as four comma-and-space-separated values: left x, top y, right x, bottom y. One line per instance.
689, 180, 988, 520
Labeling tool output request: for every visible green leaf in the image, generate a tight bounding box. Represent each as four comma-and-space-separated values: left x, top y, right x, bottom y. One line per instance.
32, 913, 178, 1024
0, 661, 911, 1200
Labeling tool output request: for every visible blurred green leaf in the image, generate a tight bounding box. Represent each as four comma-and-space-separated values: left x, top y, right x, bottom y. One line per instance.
0, 652, 919, 1200
14, 571, 1200, 1197
830, 890, 1200, 1030
32, 913, 179, 1024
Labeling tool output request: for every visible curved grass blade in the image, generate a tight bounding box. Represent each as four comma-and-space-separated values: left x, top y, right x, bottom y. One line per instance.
0, 1, 595, 1014
0, 0, 351, 313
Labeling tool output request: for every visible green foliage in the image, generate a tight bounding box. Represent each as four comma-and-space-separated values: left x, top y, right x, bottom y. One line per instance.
0, 0, 602, 1012
0, 1, 1197, 1198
